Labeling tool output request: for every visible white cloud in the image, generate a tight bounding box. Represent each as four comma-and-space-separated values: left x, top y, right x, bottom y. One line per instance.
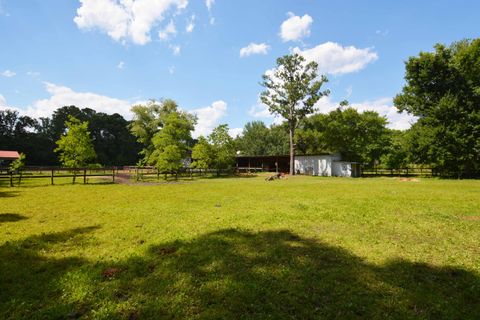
158, 20, 177, 40
376, 29, 389, 36
169, 44, 181, 55
117, 61, 125, 69
228, 127, 243, 138
249, 95, 416, 130
280, 12, 313, 42
74, 0, 188, 45
1, 70, 16, 77
292, 42, 378, 75
186, 14, 195, 32
209, 17, 215, 25
27, 71, 40, 77
205, 0, 214, 11
0, 94, 7, 107
240, 43, 270, 58
24, 82, 132, 119
190, 100, 227, 138
168, 66, 175, 74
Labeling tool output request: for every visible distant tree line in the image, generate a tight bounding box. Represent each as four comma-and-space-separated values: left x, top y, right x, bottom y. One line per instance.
0, 106, 141, 166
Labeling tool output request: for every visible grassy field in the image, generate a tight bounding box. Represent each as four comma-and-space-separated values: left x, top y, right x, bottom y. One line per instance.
1, 175, 479, 319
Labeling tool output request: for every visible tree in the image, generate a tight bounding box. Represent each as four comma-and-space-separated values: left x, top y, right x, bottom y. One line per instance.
260, 53, 329, 174
191, 136, 214, 171
129, 99, 179, 165
9, 153, 26, 173
209, 124, 236, 173
54, 116, 96, 168
150, 111, 196, 178
394, 39, 480, 177
296, 106, 390, 164
236, 121, 270, 155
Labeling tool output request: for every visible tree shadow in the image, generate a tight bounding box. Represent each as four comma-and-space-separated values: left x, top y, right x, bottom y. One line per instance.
0, 190, 19, 198
0, 213, 28, 223
1, 228, 479, 319
0, 226, 100, 319
110, 229, 480, 319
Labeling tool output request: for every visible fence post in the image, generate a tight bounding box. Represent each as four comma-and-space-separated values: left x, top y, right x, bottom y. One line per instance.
112, 167, 115, 183
10, 171, 13, 187
83, 169, 87, 184
406, 167, 409, 176
51, 169, 54, 185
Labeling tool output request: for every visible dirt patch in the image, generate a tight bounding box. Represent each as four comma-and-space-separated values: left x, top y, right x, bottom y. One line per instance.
156, 247, 178, 255
101, 267, 121, 279
398, 178, 420, 182
460, 216, 480, 221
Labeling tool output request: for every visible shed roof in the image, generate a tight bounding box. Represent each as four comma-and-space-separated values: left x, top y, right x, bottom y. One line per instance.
0, 150, 20, 160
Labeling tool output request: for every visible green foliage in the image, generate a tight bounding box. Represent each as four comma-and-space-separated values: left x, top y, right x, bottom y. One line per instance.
129, 99, 180, 164
235, 121, 290, 156
191, 136, 214, 170
54, 116, 96, 168
9, 153, 26, 173
209, 124, 236, 170
150, 111, 196, 174
297, 106, 390, 164
394, 39, 480, 177
260, 54, 329, 126
380, 130, 409, 169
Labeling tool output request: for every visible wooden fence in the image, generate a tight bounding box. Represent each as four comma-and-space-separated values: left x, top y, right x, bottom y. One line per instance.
0, 167, 116, 187
362, 167, 435, 177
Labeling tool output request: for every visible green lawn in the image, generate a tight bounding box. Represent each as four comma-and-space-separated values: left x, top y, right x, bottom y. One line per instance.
1, 176, 479, 319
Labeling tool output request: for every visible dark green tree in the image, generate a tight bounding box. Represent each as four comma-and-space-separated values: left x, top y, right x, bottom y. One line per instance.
209, 124, 236, 173
394, 39, 480, 177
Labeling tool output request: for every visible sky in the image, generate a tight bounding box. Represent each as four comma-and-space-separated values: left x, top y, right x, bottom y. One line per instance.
0, 0, 479, 137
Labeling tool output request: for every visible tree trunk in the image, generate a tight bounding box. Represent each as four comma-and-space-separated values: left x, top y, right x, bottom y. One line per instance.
289, 125, 295, 175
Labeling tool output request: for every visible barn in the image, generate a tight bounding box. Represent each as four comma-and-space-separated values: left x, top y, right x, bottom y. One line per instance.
236, 153, 361, 177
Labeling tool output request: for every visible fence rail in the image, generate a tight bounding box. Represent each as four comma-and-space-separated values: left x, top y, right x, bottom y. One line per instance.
0, 167, 117, 187
361, 167, 435, 177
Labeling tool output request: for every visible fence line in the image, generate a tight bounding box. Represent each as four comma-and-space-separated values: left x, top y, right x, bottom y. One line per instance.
361, 167, 435, 177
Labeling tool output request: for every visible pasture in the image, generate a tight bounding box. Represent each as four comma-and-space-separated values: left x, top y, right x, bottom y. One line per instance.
1, 176, 479, 319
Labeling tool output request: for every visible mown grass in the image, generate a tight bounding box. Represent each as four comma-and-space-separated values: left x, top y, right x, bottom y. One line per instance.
1, 175, 479, 319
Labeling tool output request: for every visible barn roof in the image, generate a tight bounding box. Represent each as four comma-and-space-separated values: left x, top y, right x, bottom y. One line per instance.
0, 150, 20, 160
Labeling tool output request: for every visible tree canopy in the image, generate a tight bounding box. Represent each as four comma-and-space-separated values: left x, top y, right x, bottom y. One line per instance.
54, 116, 96, 168
394, 39, 480, 177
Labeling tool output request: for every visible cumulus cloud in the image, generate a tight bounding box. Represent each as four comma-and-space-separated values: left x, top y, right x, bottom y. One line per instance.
23, 82, 132, 119
158, 20, 177, 40
239, 43, 270, 58
169, 44, 181, 55
117, 61, 125, 69
280, 12, 313, 42
292, 42, 378, 75
249, 94, 416, 130
0, 94, 7, 107
228, 127, 243, 138
186, 14, 195, 32
190, 100, 227, 138
1, 70, 16, 77
74, 0, 188, 45
205, 0, 214, 11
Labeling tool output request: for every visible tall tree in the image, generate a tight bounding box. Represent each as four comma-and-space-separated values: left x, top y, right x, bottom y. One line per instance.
394, 39, 480, 177
260, 53, 329, 174
150, 111, 196, 178
209, 124, 236, 173
129, 99, 179, 164
236, 121, 270, 155
54, 116, 96, 168
191, 136, 214, 171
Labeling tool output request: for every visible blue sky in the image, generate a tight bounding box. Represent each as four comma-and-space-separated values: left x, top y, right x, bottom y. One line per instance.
0, 0, 479, 137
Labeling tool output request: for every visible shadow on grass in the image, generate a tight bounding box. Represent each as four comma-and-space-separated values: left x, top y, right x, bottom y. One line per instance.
0, 213, 28, 223
1, 228, 479, 319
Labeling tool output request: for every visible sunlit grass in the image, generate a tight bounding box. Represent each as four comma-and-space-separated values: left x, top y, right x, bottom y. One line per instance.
1, 176, 479, 319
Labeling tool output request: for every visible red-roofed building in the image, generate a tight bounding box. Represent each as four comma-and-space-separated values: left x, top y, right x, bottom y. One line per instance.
0, 150, 20, 161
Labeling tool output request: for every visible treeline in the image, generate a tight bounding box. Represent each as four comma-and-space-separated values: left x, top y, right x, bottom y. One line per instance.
0, 106, 141, 166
